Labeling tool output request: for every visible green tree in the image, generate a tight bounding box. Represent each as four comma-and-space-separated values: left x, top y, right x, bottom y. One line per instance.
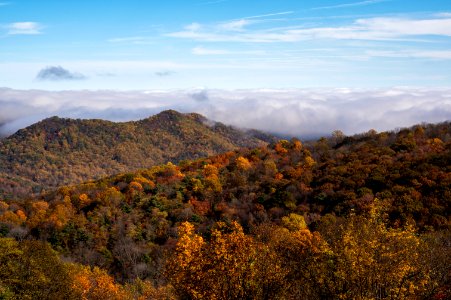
0, 238, 77, 300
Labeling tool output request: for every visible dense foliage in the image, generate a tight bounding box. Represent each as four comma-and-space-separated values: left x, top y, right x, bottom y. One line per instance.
0, 121, 450, 299
0, 110, 274, 199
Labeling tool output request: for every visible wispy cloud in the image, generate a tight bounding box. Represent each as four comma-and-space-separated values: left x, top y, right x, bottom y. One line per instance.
198, 0, 229, 5
242, 11, 295, 20
7, 22, 43, 35
185, 22, 202, 31
167, 16, 451, 43
356, 17, 451, 36
192, 46, 264, 55
155, 70, 176, 77
219, 19, 253, 31
106, 36, 157, 45
216, 11, 295, 31
0, 2, 10, 6
367, 50, 451, 60
97, 72, 116, 77
1, 88, 450, 138
108, 36, 147, 43
312, 0, 389, 10
36, 66, 86, 81
192, 46, 231, 55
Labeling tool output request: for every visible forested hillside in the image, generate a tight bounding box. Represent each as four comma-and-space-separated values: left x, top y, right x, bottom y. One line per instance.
0, 122, 449, 299
0, 110, 275, 200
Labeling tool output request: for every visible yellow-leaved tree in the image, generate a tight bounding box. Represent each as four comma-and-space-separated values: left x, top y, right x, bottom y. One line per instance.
166, 221, 286, 300
320, 200, 430, 299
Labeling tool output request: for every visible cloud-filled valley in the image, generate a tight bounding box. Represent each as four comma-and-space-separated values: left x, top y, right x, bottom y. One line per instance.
0, 88, 450, 139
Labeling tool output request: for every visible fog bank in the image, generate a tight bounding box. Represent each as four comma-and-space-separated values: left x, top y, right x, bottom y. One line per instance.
1, 87, 450, 139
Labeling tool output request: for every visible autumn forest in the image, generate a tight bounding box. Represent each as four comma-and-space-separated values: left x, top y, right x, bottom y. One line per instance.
0, 113, 449, 299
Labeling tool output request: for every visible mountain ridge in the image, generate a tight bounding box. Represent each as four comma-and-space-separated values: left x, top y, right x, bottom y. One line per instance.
0, 110, 277, 199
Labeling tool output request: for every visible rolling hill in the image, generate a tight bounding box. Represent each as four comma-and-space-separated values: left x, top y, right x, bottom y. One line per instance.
0, 110, 276, 199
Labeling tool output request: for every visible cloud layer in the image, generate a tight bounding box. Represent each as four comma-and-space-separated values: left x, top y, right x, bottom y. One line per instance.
0, 88, 450, 139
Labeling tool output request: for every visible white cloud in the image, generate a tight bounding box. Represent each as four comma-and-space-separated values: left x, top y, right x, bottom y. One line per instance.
356, 17, 451, 36
191, 46, 265, 55
0, 88, 450, 138
192, 46, 230, 55
312, 0, 389, 10
155, 70, 176, 77
7, 22, 43, 35
167, 11, 298, 42
242, 11, 295, 20
219, 19, 252, 31
167, 16, 451, 43
108, 36, 150, 43
198, 0, 229, 5
367, 50, 451, 59
185, 22, 202, 31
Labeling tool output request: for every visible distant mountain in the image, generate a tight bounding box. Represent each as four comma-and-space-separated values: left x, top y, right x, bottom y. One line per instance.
0, 110, 276, 199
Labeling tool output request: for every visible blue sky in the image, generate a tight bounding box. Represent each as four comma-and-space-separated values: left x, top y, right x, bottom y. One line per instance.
1, 0, 451, 89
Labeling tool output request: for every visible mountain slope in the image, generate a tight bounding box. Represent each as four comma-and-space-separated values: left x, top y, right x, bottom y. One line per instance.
0, 122, 449, 298
0, 110, 276, 199
0, 122, 449, 288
